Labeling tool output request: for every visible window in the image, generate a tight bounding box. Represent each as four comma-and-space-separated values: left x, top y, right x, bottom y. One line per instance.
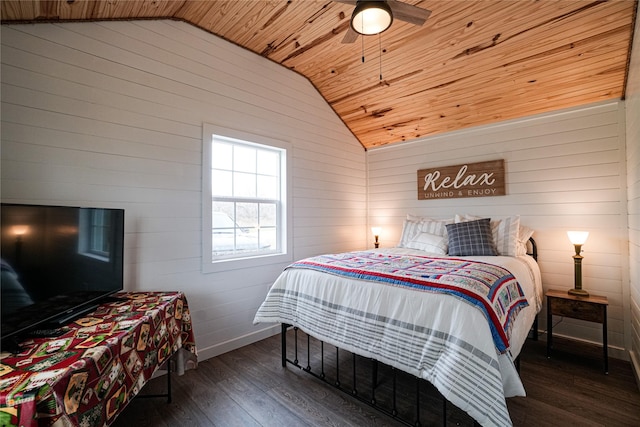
202, 124, 291, 271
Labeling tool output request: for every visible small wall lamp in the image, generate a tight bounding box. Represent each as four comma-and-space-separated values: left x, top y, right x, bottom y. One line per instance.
371, 227, 381, 248
567, 231, 589, 297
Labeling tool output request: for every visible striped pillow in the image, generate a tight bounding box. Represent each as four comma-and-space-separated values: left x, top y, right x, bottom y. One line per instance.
398, 219, 423, 247
516, 225, 535, 256
399, 215, 453, 248
420, 217, 453, 238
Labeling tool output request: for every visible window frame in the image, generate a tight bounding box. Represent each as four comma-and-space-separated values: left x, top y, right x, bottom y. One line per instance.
202, 123, 292, 273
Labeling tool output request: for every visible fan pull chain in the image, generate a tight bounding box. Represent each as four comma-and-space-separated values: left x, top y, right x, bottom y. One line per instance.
379, 34, 383, 80
362, 32, 365, 63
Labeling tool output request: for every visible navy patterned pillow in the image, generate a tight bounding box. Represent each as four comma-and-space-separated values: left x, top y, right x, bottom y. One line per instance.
446, 218, 498, 256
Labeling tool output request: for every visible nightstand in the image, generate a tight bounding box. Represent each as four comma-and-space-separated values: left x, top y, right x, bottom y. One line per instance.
545, 289, 608, 373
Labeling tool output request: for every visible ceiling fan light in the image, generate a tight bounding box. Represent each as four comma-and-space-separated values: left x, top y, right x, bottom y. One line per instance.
351, 1, 393, 35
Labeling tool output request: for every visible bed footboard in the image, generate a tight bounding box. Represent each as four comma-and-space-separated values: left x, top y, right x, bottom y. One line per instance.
281, 323, 467, 427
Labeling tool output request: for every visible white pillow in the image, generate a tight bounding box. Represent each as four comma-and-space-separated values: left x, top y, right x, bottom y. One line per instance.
406, 232, 448, 254
399, 215, 453, 247
455, 214, 520, 256
516, 225, 535, 256
420, 217, 453, 238
398, 218, 424, 248
492, 216, 520, 257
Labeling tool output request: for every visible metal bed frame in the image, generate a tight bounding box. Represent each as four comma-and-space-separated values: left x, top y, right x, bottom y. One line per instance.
281, 323, 455, 426
280, 238, 539, 427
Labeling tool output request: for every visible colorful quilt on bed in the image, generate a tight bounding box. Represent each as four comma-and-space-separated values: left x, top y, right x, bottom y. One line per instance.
287, 251, 528, 354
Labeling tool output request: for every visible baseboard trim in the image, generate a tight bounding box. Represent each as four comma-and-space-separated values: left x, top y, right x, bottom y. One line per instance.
196, 326, 637, 381
196, 325, 281, 362
535, 329, 629, 361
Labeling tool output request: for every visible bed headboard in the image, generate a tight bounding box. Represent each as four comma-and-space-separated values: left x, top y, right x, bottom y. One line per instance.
528, 237, 538, 261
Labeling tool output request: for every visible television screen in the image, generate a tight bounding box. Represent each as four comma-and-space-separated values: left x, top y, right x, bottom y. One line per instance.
1, 204, 124, 345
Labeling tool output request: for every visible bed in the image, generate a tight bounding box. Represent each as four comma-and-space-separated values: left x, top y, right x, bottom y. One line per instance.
254, 215, 542, 427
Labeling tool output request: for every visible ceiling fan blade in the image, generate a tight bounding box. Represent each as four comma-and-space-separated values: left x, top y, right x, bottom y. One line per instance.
388, 0, 431, 26
342, 27, 360, 43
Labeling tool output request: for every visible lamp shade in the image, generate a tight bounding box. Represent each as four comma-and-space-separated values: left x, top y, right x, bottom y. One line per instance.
351, 1, 393, 35
567, 231, 589, 245
371, 227, 381, 237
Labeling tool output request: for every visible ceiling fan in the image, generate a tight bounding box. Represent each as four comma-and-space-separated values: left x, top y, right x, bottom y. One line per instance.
336, 0, 432, 43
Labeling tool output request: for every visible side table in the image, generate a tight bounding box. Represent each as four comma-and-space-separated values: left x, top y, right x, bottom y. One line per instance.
545, 289, 608, 373
0, 291, 197, 427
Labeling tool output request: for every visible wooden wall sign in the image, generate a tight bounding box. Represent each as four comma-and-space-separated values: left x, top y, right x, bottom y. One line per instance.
417, 159, 505, 200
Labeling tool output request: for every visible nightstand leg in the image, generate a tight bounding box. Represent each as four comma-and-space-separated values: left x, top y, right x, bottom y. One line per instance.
603, 307, 608, 374
546, 298, 552, 358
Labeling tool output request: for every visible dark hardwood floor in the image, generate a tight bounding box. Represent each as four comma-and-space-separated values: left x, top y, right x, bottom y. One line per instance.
112, 332, 640, 427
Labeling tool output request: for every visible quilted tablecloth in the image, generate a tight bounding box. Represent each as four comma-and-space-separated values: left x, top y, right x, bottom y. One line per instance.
0, 291, 197, 427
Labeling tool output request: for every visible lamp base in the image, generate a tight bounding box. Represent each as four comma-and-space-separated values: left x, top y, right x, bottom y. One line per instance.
568, 288, 589, 297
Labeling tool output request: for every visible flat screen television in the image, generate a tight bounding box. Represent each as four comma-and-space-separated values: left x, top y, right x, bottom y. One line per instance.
1, 203, 124, 349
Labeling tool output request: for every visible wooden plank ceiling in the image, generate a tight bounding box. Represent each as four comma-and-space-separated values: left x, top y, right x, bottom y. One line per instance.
1, 0, 637, 149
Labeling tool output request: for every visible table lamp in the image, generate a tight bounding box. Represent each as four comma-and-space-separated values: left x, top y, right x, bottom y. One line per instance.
371, 227, 381, 248
567, 231, 589, 296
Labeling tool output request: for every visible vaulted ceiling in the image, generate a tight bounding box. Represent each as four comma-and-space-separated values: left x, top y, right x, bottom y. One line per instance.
1, 0, 637, 149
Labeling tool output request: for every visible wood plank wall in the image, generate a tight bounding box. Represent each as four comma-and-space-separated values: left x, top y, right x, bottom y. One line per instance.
0, 21, 367, 360
367, 101, 631, 359
625, 7, 640, 383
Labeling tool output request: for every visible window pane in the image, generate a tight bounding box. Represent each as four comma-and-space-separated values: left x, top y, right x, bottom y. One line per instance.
212, 202, 235, 227
257, 175, 278, 199
260, 227, 277, 251
259, 203, 276, 227
212, 141, 232, 170
236, 203, 258, 229
212, 207, 241, 255
259, 203, 277, 250
212, 203, 237, 255
257, 150, 279, 176
233, 172, 256, 198
234, 145, 256, 173
212, 170, 232, 197
234, 228, 259, 252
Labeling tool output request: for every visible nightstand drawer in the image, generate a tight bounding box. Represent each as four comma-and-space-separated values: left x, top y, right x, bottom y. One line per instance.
549, 298, 605, 323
